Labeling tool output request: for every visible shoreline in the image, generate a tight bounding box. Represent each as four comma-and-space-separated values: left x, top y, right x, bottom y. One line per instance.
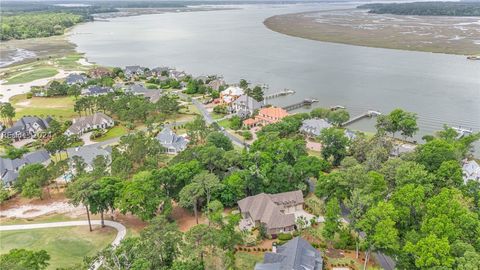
264, 9, 480, 56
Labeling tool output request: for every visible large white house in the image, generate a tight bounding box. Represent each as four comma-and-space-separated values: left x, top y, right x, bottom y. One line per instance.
65, 112, 114, 136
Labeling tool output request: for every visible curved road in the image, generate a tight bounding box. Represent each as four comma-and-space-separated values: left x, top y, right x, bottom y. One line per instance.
0, 220, 126, 269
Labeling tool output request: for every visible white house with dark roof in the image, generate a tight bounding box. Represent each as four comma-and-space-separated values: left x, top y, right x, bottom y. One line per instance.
65, 74, 87, 85
255, 237, 323, 270
238, 190, 304, 235
0, 150, 51, 187
463, 160, 480, 183
0, 116, 52, 140
156, 127, 188, 154
300, 118, 332, 137
65, 113, 114, 136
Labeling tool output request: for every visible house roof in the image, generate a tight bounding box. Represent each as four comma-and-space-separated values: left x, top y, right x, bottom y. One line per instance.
66, 74, 87, 84
83, 86, 112, 95
463, 160, 480, 182
66, 113, 114, 134
238, 190, 303, 230
125, 66, 145, 73
156, 127, 188, 152
221, 86, 244, 97
300, 118, 332, 136
0, 150, 50, 186
233, 95, 263, 111
67, 145, 112, 168
258, 107, 289, 119
0, 116, 52, 136
255, 237, 323, 270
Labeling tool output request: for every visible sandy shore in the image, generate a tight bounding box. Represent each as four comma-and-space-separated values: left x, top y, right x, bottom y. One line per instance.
264, 9, 480, 55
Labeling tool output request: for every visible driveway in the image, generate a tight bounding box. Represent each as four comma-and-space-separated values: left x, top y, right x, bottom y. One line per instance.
0, 220, 126, 270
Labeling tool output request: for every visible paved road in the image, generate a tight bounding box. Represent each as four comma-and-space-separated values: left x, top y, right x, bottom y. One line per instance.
177, 92, 248, 148
0, 220, 126, 269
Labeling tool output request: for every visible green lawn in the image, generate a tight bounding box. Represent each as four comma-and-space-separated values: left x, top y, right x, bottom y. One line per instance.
0, 226, 116, 269
10, 95, 77, 120
55, 54, 86, 70
235, 252, 264, 269
211, 112, 226, 120
93, 125, 129, 142
217, 119, 232, 129
5, 68, 58, 85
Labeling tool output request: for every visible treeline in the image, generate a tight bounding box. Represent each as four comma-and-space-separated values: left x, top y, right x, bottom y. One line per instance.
358, 2, 480, 17
0, 13, 87, 40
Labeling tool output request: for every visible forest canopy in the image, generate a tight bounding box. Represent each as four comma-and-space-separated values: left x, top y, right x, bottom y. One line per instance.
0, 12, 86, 40
358, 2, 480, 17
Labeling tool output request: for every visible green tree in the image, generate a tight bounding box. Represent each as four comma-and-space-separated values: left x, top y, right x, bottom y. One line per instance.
415, 139, 457, 171
65, 176, 95, 231
186, 116, 210, 145
0, 249, 50, 270
0, 102, 16, 126
327, 109, 350, 126
323, 197, 341, 241
251, 85, 264, 102
404, 234, 454, 269
319, 127, 349, 166
179, 182, 204, 224
206, 131, 233, 151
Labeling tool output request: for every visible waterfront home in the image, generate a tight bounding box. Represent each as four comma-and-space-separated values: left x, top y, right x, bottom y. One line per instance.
0, 116, 52, 140
300, 118, 332, 137
255, 237, 323, 270
65, 74, 87, 85
243, 106, 289, 128
81, 85, 113, 96
220, 86, 244, 104
238, 190, 304, 235
65, 112, 114, 136
463, 160, 480, 183
169, 70, 187, 81
156, 127, 188, 154
230, 94, 263, 118
344, 129, 357, 141
67, 145, 112, 173
1, 150, 51, 187
124, 65, 147, 79
208, 79, 226, 91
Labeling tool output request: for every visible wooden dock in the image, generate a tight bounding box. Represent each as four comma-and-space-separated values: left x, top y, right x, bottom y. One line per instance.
264, 89, 295, 100
282, 99, 319, 111
342, 110, 381, 126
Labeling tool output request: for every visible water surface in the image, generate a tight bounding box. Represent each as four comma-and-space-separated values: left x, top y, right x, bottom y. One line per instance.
69, 3, 480, 141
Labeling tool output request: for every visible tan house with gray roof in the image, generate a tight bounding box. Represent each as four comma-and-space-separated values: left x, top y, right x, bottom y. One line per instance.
238, 190, 304, 235
65, 112, 114, 136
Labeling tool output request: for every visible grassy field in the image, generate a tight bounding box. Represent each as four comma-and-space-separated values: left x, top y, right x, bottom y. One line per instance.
55, 54, 86, 70
10, 95, 77, 120
0, 226, 115, 269
5, 68, 58, 85
93, 125, 129, 142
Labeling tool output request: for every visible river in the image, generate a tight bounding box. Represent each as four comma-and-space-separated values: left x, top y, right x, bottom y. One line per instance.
68, 3, 480, 143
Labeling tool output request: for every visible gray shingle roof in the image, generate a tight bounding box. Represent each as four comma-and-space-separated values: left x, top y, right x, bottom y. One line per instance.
0, 150, 51, 186
82, 86, 112, 96
67, 145, 112, 169
255, 237, 323, 270
66, 112, 114, 135
155, 127, 188, 153
300, 118, 332, 137
0, 116, 52, 138
66, 74, 87, 84
238, 190, 304, 230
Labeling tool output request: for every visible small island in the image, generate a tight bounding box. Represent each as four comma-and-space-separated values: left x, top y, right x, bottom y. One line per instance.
264, 2, 480, 55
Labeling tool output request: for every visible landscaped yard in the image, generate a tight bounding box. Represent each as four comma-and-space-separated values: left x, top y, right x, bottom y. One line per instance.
10, 95, 77, 120
5, 68, 59, 85
235, 251, 264, 269
92, 125, 129, 142
0, 226, 116, 269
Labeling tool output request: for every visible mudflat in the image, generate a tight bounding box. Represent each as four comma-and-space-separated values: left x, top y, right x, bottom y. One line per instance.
264, 9, 480, 55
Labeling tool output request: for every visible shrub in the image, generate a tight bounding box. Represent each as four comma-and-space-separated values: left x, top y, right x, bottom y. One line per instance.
26, 92, 33, 99
242, 130, 253, 140
304, 196, 325, 216
278, 233, 293, 241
